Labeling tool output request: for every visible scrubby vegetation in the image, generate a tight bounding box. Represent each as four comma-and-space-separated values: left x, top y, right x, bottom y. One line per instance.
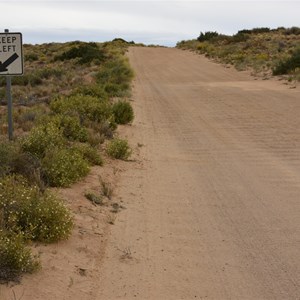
0, 38, 137, 282
54, 42, 106, 65
0, 175, 73, 281
273, 47, 300, 75
177, 27, 300, 81
112, 100, 134, 124
106, 138, 132, 160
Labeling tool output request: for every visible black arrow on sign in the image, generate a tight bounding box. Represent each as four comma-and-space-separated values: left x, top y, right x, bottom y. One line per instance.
0, 53, 19, 72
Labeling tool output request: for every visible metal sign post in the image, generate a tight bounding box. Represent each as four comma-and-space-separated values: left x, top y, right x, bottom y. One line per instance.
0, 29, 24, 140
6, 73, 13, 140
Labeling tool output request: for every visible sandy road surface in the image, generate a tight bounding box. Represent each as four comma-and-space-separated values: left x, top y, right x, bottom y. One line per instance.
96, 47, 300, 299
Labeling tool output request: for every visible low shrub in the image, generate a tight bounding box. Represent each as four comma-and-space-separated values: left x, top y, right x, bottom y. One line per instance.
0, 232, 40, 282
40, 114, 88, 142
19, 191, 73, 242
197, 31, 219, 42
112, 100, 134, 124
14, 105, 49, 125
104, 82, 130, 97
87, 130, 105, 146
0, 141, 19, 177
50, 95, 112, 124
24, 53, 39, 62
11, 151, 45, 190
0, 73, 44, 87
21, 123, 65, 158
54, 42, 106, 64
284, 27, 300, 35
0, 175, 73, 242
88, 119, 116, 138
238, 27, 270, 34
95, 57, 134, 86
72, 143, 103, 166
231, 32, 250, 43
106, 138, 131, 160
273, 48, 300, 75
100, 178, 113, 199
16, 110, 38, 132
36, 67, 64, 80
72, 84, 109, 100
85, 192, 103, 205
42, 147, 90, 187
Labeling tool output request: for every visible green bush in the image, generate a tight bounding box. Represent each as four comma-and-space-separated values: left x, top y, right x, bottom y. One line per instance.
50, 95, 113, 124
54, 42, 106, 64
16, 109, 38, 125
0, 68, 63, 88
18, 191, 73, 242
238, 27, 270, 34
0, 73, 46, 87
112, 100, 134, 124
14, 105, 49, 132
283, 27, 300, 35
36, 67, 64, 80
0, 141, 19, 177
42, 147, 90, 187
0, 141, 43, 188
72, 84, 109, 100
41, 114, 88, 142
197, 31, 219, 42
104, 82, 130, 97
106, 138, 131, 160
59, 115, 88, 142
72, 143, 103, 166
12, 152, 44, 190
273, 48, 300, 75
21, 123, 65, 158
231, 32, 250, 43
95, 57, 134, 86
0, 175, 73, 242
0, 232, 40, 282
24, 53, 38, 62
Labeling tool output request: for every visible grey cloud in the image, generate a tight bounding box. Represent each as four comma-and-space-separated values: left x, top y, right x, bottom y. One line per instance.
2, 1, 300, 46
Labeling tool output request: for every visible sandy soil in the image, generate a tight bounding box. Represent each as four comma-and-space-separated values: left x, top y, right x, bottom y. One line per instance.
1, 47, 300, 299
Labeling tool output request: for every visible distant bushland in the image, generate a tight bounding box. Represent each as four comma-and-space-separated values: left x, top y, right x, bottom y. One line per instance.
176, 27, 300, 81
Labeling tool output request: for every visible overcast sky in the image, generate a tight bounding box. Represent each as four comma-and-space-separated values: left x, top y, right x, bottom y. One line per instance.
1, 0, 299, 46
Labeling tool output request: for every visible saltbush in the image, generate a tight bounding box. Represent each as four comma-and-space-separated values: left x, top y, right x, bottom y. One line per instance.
112, 100, 134, 124
106, 138, 132, 160
42, 147, 90, 187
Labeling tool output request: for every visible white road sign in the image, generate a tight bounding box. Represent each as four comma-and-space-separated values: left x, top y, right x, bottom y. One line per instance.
0, 32, 23, 75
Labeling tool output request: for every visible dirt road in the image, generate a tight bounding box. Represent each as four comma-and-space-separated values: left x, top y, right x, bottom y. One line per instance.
97, 48, 300, 299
